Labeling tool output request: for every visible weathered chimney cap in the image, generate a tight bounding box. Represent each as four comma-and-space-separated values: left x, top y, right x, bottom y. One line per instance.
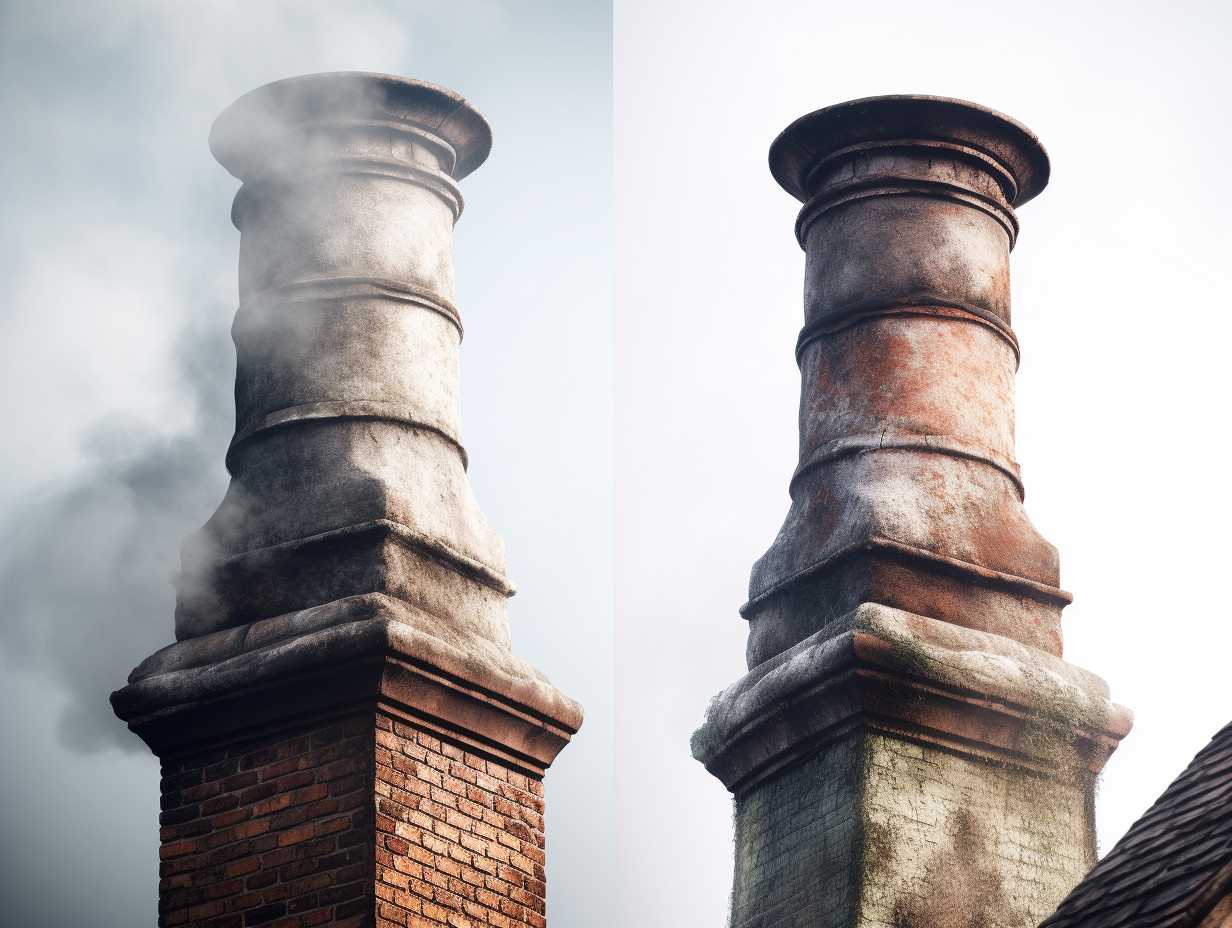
769, 94, 1050, 208
209, 71, 492, 182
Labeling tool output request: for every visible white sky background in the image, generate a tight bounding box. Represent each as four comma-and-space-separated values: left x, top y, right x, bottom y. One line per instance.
615, 1, 1232, 925
0, 2, 612, 926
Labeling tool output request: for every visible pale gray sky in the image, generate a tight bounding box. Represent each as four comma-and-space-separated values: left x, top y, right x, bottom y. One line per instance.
616, 1, 1232, 924
0, 2, 612, 926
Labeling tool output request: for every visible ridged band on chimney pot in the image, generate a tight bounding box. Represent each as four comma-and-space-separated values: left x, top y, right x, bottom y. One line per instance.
693, 95, 1129, 928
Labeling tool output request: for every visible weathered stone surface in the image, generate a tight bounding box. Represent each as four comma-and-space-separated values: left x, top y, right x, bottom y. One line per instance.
723, 730, 1097, 928
693, 602, 1131, 795
694, 95, 1130, 928
697, 605, 1129, 919
176, 73, 507, 643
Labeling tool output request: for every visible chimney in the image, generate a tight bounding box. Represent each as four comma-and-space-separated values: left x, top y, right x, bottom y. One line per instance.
692, 96, 1131, 928
112, 73, 580, 928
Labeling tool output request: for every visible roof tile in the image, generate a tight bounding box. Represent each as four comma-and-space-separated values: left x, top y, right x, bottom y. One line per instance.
1040, 722, 1232, 928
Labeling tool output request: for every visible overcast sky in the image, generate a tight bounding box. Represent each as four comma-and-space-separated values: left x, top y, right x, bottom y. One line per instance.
615, 1, 1232, 924
2, 2, 1231, 927
0, 2, 612, 926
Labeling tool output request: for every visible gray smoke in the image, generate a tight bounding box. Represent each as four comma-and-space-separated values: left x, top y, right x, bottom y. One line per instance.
0, 23, 427, 754
0, 0, 422, 753
0, 304, 233, 751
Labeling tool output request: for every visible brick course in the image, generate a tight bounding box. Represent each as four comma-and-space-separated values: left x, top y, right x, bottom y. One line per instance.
372, 715, 546, 928
156, 712, 547, 928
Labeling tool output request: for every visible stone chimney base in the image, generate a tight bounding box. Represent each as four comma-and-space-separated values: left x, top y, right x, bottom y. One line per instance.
728, 729, 1092, 928
694, 604, 1131, 928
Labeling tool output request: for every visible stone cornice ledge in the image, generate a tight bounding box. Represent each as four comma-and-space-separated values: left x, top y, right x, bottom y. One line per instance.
112, 593, 581, 778
692, 603, 1131, 795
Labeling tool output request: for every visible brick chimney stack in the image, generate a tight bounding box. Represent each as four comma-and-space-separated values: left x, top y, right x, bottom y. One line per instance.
693, 96, 1131, 928
113, 73, 579, 928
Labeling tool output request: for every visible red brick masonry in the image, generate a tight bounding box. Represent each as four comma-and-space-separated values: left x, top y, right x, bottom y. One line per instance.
156, 712, 547, 928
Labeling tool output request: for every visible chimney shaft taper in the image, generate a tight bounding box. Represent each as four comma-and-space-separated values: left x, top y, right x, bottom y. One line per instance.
694, 97, 1130, 928
113, 73, 578, 928
177, 73, 511, 647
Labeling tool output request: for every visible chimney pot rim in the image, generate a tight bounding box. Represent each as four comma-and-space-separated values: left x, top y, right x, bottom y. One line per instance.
769, 94, 1049, 208
209, 71, 492, 182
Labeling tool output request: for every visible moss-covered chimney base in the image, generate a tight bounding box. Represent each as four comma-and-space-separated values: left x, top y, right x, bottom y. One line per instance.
693, 603, 1131, 928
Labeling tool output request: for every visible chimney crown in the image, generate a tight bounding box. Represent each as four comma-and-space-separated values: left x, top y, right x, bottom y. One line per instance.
769, 94, 1050, 208
209, 71, 493, 182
